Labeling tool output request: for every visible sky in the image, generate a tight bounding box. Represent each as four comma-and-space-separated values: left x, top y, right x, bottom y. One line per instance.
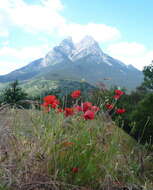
0, 0, 153, 75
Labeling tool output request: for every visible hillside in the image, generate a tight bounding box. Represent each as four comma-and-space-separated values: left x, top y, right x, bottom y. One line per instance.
0, 107, 152, 189
21, 79, 96, 97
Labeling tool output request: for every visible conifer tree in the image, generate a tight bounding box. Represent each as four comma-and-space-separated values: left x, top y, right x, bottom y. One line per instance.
2, 80, 27, 106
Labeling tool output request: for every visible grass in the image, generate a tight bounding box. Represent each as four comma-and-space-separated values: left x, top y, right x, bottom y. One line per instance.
0, 108, 153, 190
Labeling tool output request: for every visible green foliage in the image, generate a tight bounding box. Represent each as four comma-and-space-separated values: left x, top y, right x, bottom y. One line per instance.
143, 62, 153, 90
21, 78, 95, 98
0, 184, 8, 190
130, 93, 153, 144
114, 87, 146, 128
1, 109, 153, 189
1, 80, 27, 106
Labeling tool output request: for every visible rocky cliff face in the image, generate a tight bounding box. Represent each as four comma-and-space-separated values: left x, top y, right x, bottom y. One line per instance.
0, 36, 143, 90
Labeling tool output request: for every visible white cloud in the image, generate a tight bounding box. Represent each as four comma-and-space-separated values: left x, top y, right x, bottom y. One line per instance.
40, 0, 64, 11
0, 45, 50, 74
107, 42, 146, 56
0, 0, 120, 42
106, 42, 153, 70
0, 29, 9, 37
0, 61, 18, 75
0, 0, 66, 34
0, 0, 151, 74
59, 23, 121, 43
1, 41, 9, 46
0, 0, 122, 75
0, 11, 9, 37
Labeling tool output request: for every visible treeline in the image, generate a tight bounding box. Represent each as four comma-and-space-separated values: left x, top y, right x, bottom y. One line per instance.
0, 63, 153, 144
90, 63, 153, 145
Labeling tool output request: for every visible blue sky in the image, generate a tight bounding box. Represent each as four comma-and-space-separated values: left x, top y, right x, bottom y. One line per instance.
0, 0, 153, 74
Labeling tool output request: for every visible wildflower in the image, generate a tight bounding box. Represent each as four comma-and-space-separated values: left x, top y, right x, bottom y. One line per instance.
113, 89, 124, 100
72, 167, 79, 173
84, 110, 95, 120
71, 90, 81, 99
74, 105, 82, 112
115, 89, 124, 96
82, 102, 92, 112
116, 108, 126, 114
56, 108, 63, 113
105, 104, 114, 110
64, 108, 74, 117
43, 95, 60, 110
43, 95, 56, 105
51, 103, 58, 109
113, 94, 121, 100
63, 142, 75, 147
41, 102, 48, 107
51, 99, 60, 109
91, 106, 100, 112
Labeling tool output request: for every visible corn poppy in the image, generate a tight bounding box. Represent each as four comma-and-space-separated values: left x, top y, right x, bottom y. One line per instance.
71, 90, 81, 99
82, 102, 92, 112
116, 108, 126, 114
64, 108, 74, 117
72, 167, 79, 173
105, 104, 114, 109
84, 110, 95, 120
115, 89, 124, 96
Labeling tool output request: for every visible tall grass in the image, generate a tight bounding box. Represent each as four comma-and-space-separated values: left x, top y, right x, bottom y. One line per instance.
0, 108, 153, 189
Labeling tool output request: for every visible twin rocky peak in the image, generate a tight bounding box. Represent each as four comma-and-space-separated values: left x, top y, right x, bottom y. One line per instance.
43, 35, 104, 66
0, 36, 143, 90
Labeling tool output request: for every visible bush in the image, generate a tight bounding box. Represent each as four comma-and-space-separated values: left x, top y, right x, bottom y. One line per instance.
130, 93, 153, 144
1, 80, 27, 107
113, 88, 146, 133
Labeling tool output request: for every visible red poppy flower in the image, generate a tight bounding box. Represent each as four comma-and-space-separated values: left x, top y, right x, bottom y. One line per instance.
105, 104, 114, 110
84, 110, 95, 120
113, 94, 121, 100
51, 103, 58, 109
51, 99, 60, 109
64, 108, 74, 117
116, 108, 126, 114
72, 167, 79, 173
115, 89, 124, 96
43, 95, 56, 105
71, 90, 81, 99
82, 102, 92, 112
41, 102, 48, 107
74, 105, 82, 112
63, 142, 75, 147
56, 108, 63, 113
91, 106, 100, 112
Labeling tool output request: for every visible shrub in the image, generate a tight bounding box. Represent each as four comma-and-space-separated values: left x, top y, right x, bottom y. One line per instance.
130, 93, 153, 144
1, 80, 27, 107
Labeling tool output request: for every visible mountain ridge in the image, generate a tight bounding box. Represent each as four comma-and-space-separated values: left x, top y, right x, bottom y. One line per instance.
0, 36, 143, 90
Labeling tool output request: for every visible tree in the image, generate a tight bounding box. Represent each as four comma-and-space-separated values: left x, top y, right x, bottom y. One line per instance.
143, 62, 153, 90
130, 93, 153, 144
2, 80, 27, 106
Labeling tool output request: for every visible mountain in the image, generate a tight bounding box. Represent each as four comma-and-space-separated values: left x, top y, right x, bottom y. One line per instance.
0, 58, 43, 83
0, 36, 143, 90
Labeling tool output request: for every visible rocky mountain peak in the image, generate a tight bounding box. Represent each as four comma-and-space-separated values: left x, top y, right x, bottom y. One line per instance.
60, 36, 74, 47
51, 36, 74, 56
78, 35, 98, 47
0, 36, 143, 90
71, 35, 103, 61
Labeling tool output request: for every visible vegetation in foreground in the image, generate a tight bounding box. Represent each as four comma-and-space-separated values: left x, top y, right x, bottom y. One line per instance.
0, 89, 153, 190
0, 63, 153, 189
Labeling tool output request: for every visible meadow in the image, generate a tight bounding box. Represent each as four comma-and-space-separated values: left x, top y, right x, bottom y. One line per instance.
0, 90, 153, 190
